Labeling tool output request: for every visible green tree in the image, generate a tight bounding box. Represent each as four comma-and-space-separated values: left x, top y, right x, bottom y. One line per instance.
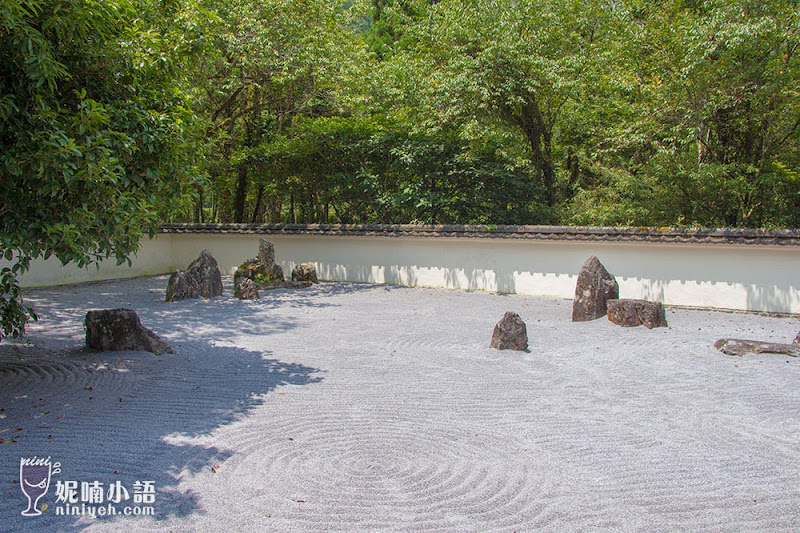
567, 0, 800, 227
198, 0, 363, 224
0, 0, 207, 339
398, 0, 617, 212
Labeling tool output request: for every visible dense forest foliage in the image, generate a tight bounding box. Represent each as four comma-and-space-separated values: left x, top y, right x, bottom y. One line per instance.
1, 0, 799, 337
186, 0, 800, 229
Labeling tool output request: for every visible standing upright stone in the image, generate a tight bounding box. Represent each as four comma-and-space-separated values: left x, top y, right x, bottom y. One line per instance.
257, 238, 284, 281
165, 249, 223, 302
571, 256, 619, 322
258, 239, 277, 270
490, 312, 529, 351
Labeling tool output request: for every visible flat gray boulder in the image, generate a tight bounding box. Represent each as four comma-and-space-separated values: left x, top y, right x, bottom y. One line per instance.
572, 256, 619, 322
607, 299, 668, 329
714, 338, 800, 357
715, 330, 800, 357
490, 312, 528, 351
165, 249, 223, 302
85, 309, 173, 354
291, 262, 318, 283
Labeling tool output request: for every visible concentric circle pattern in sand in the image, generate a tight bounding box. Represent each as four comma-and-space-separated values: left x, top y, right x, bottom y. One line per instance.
216, 402, 555, 532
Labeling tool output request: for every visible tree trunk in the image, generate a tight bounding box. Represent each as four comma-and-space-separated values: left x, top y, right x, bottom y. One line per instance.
233, 165, 248, 223
511, 101, 557, 208
251, 186, 265, 223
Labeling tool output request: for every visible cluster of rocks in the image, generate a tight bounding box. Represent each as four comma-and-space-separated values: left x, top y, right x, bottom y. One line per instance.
571, 256, 668, 329
491, 255, 668, 352
490, 254, 799, 359
232, 239, 318, 300
85, 239, 319, 354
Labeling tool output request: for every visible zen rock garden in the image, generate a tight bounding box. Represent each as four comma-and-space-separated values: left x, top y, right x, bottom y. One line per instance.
81, 243, 798, 359
85, 239, 319, 353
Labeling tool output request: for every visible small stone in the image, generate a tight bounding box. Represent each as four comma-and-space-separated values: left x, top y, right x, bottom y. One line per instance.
291, 263, 318, 283
607, 299, 668, 329
165, 249, 223, 302
794, 330, 800, 345
490, 312, 528, 351
234, 277, 260, 300
572, 256, 619, 322
85, 309, 173, 354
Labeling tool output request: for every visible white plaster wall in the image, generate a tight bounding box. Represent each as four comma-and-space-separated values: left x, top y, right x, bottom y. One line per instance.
7, 237, 177, 287
10, 232, 800, 314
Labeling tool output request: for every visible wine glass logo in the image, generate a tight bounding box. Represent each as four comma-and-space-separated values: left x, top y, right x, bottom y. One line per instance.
20, 457, 53, 516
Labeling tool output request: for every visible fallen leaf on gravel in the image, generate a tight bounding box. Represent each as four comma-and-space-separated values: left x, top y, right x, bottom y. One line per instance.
34, 403, 45, 408
0, 429, 10, 434
40, 503, 48, 512
85, 387, 93, 392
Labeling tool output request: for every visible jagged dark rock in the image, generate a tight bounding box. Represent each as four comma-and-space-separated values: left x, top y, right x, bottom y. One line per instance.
572, 256, 619, 322
607, 299, 668, 329
291, 262, 318, 283
85, 309, 173, 355
165, 249, 223, 302
490, 312, 528, 351
234, 277, 260, 300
